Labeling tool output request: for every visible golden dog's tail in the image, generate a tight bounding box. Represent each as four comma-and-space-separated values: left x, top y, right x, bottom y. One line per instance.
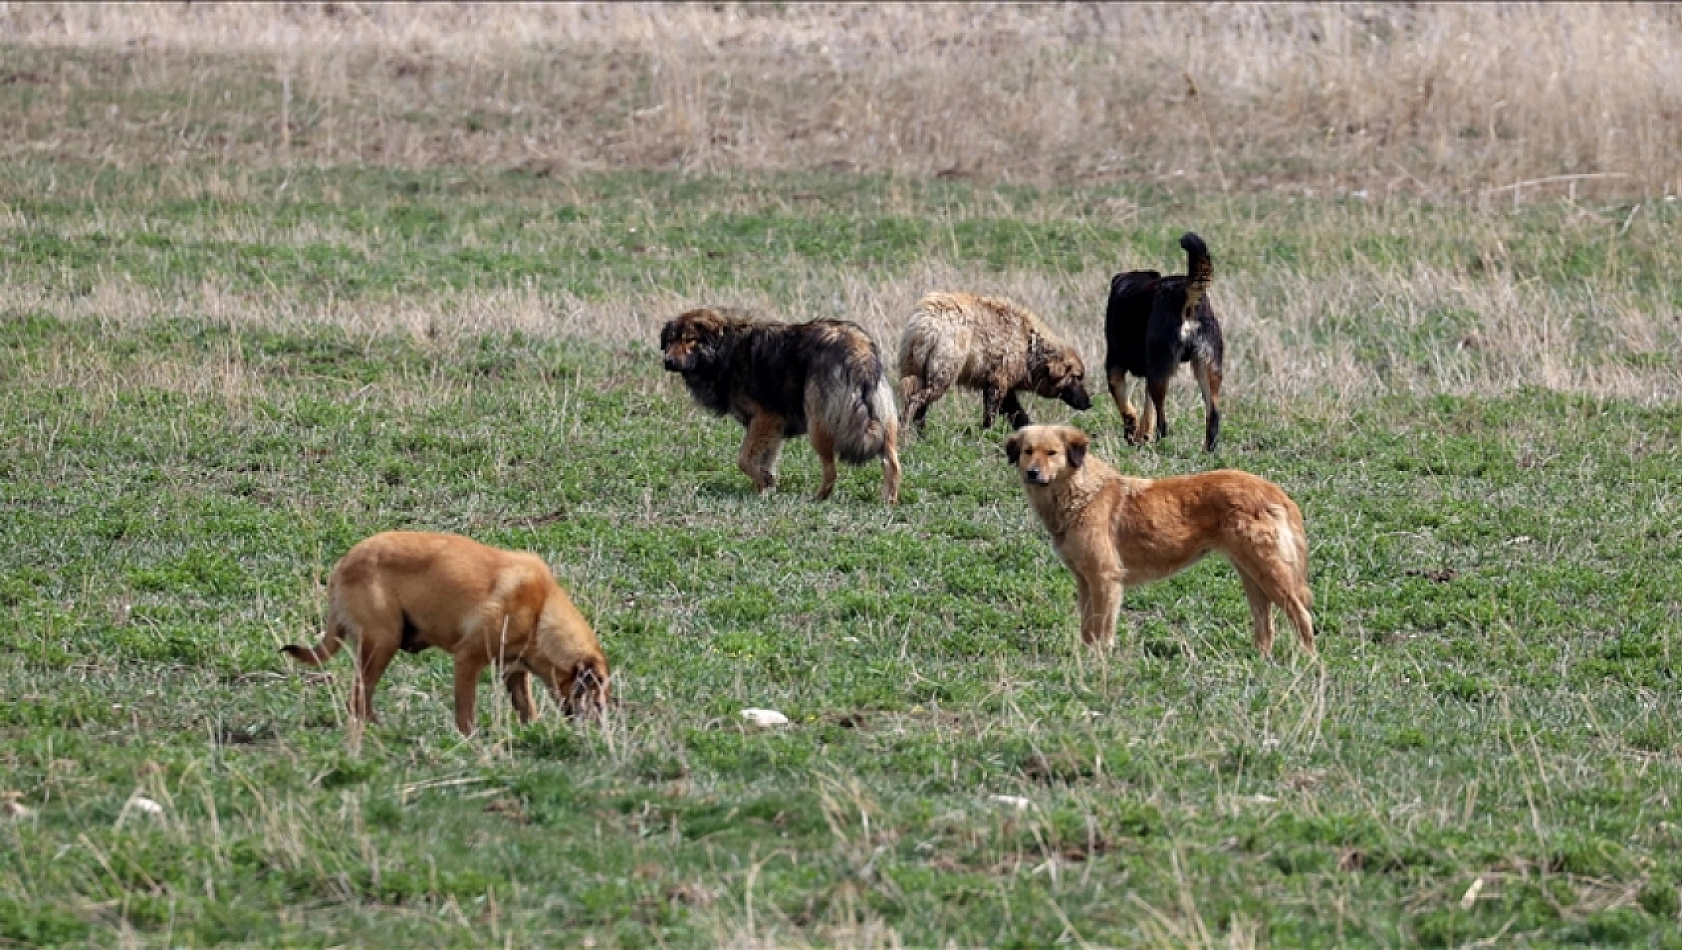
814, 331, 900, 465
1180, 232, 1213, 323
281, 608, 348, 666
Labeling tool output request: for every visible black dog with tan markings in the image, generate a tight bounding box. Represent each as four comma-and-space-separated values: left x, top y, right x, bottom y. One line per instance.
660, 307, 902, 503
1104, 232, 1226, 450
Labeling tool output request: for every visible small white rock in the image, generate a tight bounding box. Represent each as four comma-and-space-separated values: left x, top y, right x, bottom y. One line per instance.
740, 708, 789, 727
128, 796, 164, 817
989, 794, 1033, 811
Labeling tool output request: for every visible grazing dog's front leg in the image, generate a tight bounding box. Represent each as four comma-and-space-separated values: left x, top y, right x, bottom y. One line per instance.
980, 385, 1006, 430
1000, 390, 1033, 430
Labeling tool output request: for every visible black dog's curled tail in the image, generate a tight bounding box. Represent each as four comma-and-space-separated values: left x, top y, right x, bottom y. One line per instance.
1180, 232, 1213, 321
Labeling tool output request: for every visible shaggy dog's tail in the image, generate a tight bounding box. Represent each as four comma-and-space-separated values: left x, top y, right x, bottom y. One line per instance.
1180, 232, 1213, 321
814, 344, 900, 465
281, 595, 350, 666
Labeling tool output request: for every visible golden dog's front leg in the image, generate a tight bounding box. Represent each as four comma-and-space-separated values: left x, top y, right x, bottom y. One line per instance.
1080, 564, 1124, 647
451, 656, 488, 736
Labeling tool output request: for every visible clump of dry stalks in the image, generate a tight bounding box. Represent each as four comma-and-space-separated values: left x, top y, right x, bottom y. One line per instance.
3, 2, 1680, 197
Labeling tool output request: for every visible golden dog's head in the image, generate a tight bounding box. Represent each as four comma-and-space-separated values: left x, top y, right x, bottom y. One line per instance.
1005, 424, 1089, 487
659, 307, 736, 375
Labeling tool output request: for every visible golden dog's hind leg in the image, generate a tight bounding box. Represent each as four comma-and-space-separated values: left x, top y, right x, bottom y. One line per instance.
504, 669, 537, 723
737, 414, 785, 493
810, 422, 839, 501
452, 655, 489, 736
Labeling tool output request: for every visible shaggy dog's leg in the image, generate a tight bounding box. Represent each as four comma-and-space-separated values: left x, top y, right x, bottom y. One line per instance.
810, 422, 840, 501
737, 414, 786, 493
1193, 361, 1223, 452
880, 429, 902, 505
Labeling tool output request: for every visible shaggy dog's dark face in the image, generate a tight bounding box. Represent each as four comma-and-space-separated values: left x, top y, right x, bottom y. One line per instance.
1032, 351, 1093, 411
660, 309, 729, 375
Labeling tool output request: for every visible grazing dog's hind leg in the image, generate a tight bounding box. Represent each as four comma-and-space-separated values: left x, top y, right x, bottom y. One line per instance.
1193, 360, 1223, 452
901, 374, 948, 435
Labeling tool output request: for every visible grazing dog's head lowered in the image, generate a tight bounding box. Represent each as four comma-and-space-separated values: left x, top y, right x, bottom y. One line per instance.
1005, 425, 1089, 486
1029, 345, 1093, 412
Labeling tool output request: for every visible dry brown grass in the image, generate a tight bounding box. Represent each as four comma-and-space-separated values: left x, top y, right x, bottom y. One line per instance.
4, 2, 1680, 196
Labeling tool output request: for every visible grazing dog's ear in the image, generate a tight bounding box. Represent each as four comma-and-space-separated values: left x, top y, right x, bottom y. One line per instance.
1004, 433, 1022, 465
1063, 428, 1089, 468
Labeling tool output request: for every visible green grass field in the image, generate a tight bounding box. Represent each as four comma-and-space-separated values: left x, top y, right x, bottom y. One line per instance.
3, 159, 1681, 947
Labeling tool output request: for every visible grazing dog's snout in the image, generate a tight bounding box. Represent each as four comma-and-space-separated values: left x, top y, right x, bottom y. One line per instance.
1065, 383, 1093, 411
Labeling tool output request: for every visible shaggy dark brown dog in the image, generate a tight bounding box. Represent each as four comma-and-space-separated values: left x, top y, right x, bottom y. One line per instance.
1007, 425, 1314, 654
1103, 232, 1226, 451
660, 307, 902, 503
281, 531, 611, 736
897, 292, 1092, 433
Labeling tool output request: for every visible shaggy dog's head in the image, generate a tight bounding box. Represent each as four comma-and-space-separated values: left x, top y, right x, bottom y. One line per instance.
1005, 424, 1089, 487
1028, 340, 1093, 412
659, 308, 734, 375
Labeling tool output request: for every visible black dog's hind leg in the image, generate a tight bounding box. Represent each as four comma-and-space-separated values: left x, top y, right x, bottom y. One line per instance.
1193, 360, 1222, 452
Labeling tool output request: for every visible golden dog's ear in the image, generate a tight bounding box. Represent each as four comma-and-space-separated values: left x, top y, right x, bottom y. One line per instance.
1062, 427, 1089, 468
1004, 432, 1023, 465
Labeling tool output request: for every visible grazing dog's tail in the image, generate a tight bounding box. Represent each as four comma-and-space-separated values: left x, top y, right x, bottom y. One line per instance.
1180, 232, 1213, 322
281, 603, 349, 666
816, 336, 900, 465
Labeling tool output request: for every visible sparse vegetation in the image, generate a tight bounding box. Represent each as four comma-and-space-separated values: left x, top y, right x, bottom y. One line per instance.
3, 4, 1681, 947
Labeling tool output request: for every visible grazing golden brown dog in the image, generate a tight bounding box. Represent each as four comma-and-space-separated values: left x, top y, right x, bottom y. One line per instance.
1005, 425, 1314, 654
898, 292, 1092, 433
660, 307, 902, 504
282, 531, 611, 735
